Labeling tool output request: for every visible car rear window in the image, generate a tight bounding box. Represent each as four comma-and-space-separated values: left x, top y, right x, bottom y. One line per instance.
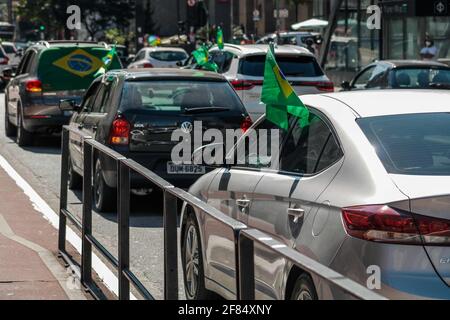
392, 67, 450, 89
37, 46, 122, 91
358, 113, 450, 175
2, 44, 15, 54
149, 51, 187, 62
239, 55, 323, 77
119, 80, 245, 113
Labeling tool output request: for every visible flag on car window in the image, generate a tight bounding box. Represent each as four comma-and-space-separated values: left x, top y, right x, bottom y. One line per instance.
216, 26, 224, 50
261, 43, 309, 130
94, 45, 117, 77
192, 45, 218, 72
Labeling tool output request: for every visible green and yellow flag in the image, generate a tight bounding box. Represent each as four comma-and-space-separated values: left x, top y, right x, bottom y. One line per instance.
216, 26, 224, 50
94, 45, 117, 77
261, 44, 309, 130
192, 45, 218, 72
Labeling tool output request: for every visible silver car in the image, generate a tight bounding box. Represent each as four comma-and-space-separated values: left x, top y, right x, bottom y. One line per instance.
180, 90, 450, 300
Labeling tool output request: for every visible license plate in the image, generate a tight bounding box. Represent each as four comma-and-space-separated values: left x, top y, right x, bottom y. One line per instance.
167, 162, 206, 174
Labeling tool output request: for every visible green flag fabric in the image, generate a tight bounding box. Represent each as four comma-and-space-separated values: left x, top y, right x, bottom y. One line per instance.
261, 44, 310, 129
94, 45, 117, 77
216, 27, 224, 50
192, 45, 218, 72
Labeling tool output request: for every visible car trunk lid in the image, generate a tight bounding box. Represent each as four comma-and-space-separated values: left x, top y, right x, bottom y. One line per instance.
390, 174, 450, 286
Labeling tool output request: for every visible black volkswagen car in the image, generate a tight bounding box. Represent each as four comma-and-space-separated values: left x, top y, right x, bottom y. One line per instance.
61, 68, 251, 212
341, 60, 450, 91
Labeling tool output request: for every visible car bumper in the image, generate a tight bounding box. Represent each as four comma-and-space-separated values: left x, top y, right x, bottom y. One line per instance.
100, 151, 209, 190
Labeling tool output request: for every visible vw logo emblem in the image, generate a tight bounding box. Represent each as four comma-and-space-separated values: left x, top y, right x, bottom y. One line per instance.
181, 122, 193, 134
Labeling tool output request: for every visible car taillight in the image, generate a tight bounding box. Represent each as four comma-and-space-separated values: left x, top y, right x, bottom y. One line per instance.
0, 57, 9, 65
25, 79, 42, 93
231, 80, 255, 91
241, 116, 253, 133
143, 62, 154, 68
313, 81, 334, 92
342, 205, 450, 245
109, 116, 130, 145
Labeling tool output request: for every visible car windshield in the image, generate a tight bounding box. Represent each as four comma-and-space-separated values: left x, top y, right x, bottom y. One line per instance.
149, 51, 187, 62
119, 80, 244, 113
358, 113, 450, 175
239, 55, 323, 77
392, 67, 450, 89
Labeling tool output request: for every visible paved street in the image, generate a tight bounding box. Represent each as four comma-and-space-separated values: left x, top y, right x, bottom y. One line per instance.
0, 94, 184, 299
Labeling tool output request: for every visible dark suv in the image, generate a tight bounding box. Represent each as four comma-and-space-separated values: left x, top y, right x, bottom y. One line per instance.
4, 40, 122, 146
63, 68, 251, 212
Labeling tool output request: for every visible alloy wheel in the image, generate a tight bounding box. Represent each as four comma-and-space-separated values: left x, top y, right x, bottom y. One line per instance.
185, 224, 200, 298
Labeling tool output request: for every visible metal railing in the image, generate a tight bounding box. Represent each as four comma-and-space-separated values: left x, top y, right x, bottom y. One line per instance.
58, 125, 386, 300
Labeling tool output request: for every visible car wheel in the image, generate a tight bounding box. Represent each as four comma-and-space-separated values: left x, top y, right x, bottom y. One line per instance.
4, 102, 16, 137
16, 107, 33, 147
93, 158, 116, 212
290, 274, 318, 300
182, 214, 215, 300
68, 156, 82, 190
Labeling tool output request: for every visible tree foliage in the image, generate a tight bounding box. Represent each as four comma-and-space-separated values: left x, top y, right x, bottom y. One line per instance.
17, 0, 135, 40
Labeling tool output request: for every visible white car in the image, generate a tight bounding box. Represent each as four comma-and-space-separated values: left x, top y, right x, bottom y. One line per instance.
209, 44, 333, 121
128, 47, 188, 69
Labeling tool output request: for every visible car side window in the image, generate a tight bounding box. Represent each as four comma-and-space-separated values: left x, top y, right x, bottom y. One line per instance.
210, 51, 234, 73
233, 118, 287, 170
17, 51, 33, 75
81, 81, 101, 112
136, 50, 146, 61
92, 79, 116, 113
353, 66, 376, 89
366, 64, 389, 89
280, 113, 342, 175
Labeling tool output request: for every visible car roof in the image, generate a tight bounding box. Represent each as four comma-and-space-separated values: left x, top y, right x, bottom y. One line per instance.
308, 90, 450, 118
212, 44, 313, 57
376, 60, 449, 68
142, 47, 187, 53
112, 68, 227, 81
31, 40, 111, 50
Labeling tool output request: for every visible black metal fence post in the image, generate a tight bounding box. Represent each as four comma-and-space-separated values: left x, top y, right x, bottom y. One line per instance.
163, 189, 178, 300
81, 141, 93, 286
58, 128, 69, 253
118, 161, 130, 300
238, 233, 255, 300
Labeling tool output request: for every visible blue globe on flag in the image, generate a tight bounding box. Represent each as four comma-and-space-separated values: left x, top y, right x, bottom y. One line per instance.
67, 54, 93, 72
148, 35, 161, 47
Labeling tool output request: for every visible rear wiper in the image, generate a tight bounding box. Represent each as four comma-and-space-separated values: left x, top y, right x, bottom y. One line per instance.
183, 107, 230, 114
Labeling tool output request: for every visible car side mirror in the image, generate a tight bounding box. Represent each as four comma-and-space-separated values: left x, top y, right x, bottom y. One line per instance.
176, 61, 183, 67
59, 99, 80, 112
341, 81, 351, 91
127, 54, 136, 64
192, 143, 228, 168
2, 67, 15, 80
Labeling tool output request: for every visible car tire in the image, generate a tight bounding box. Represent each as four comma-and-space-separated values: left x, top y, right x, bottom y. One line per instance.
16, 107, 33, 147
182, 214, 216, 300
93, 158, 116, 212
4, 102, 16, 137
68, 157, 82, 190
290, 274, 318, 300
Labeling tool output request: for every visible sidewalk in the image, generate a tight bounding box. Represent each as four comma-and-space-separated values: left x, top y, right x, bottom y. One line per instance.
0, 166, 88, 300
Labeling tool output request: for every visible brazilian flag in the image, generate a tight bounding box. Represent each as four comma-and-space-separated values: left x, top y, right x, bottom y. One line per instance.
94, 45, 118, 77
38, 46, 122, 92
216, 26, 224, 50
261, 44, 309, 130
192, 45, 218, 72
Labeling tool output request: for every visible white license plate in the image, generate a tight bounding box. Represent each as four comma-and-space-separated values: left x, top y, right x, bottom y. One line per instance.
167, 162, 206, 174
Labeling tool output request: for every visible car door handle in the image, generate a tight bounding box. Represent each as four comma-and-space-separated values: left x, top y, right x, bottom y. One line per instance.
236, 199, 251, 208
287, 207, 305, 223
